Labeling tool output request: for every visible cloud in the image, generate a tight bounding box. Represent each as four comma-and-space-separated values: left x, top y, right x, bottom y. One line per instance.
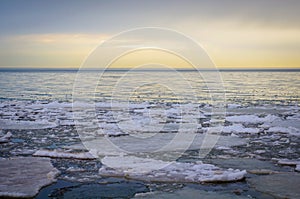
1, 0, 300, 35
3, 33, 108, 45
0, 0, 299, 68
0, 33, 109, 67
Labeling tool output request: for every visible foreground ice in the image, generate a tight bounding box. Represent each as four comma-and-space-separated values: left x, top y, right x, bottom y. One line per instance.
0, 157, 59, 198
33, 149, 95, 160
99, 156, 247, 183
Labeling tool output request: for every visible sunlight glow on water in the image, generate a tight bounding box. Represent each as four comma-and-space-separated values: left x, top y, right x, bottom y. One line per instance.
0, 71, 299, 106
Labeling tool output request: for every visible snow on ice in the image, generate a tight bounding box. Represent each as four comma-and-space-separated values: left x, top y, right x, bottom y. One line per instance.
99, 156, 247, 183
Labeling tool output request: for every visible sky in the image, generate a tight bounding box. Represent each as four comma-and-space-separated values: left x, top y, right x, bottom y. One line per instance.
0, 0, 299, 69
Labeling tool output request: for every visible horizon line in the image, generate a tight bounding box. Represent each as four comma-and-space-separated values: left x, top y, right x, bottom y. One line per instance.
0, 67, 300, 72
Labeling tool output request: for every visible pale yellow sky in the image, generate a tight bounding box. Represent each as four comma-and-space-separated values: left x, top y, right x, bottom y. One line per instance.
1, 1, 299, 69
109, 49, 193, 69
1, 28, 299, 69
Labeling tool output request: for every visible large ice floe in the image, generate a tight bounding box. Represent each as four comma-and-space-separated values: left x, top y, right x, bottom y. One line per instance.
33, 149, 95, 160
0, 157, 59, 198
82, 133, 246, 157
99, 156, 247, 183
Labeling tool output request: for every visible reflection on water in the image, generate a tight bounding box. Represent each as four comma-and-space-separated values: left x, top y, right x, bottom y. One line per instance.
0, 71, 299, 105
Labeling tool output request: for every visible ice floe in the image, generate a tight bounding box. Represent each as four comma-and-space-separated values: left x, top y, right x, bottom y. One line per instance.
226, 114, 278, 124
0, 131, 12, 143
83, 133, 246, 157
33, 149, 96, 160
99, 156, 247, 183
205, 124, 260, 134
262, 118, 300, 136
0, 157, 59, 198
276, 159, 300, 166
296, 165, 300, 172
267, 126, 299, 135
226, 104, 242, 109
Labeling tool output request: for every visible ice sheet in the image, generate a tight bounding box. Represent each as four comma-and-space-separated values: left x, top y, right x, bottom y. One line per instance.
0, 157, 59, 198
33, 149, 96, 160
99, 156, 247, 183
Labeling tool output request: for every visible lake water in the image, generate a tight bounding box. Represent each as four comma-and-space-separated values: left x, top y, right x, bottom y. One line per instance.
0, 71, 299, 105
0, 70, 299, 199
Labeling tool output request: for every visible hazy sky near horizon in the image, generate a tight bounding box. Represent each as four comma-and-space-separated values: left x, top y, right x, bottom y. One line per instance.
0, 0, 299, 68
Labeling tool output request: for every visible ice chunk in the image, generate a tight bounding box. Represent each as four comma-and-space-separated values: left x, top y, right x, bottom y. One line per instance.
205, 124, 260, 134
99, 156, 246, 183
0, 157, 59, 198
59, 120, 75, 126
267, 123, 300, 136
0, 132, 12, 143
267, 126, 299, 135
296, 165, 300, 172
248, 169, 279, 175
227, 104, 242, 109
226, 114, 277, 124
277, 159, 300, 166
33, 149, 96, 160
263, 118, 300, 136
